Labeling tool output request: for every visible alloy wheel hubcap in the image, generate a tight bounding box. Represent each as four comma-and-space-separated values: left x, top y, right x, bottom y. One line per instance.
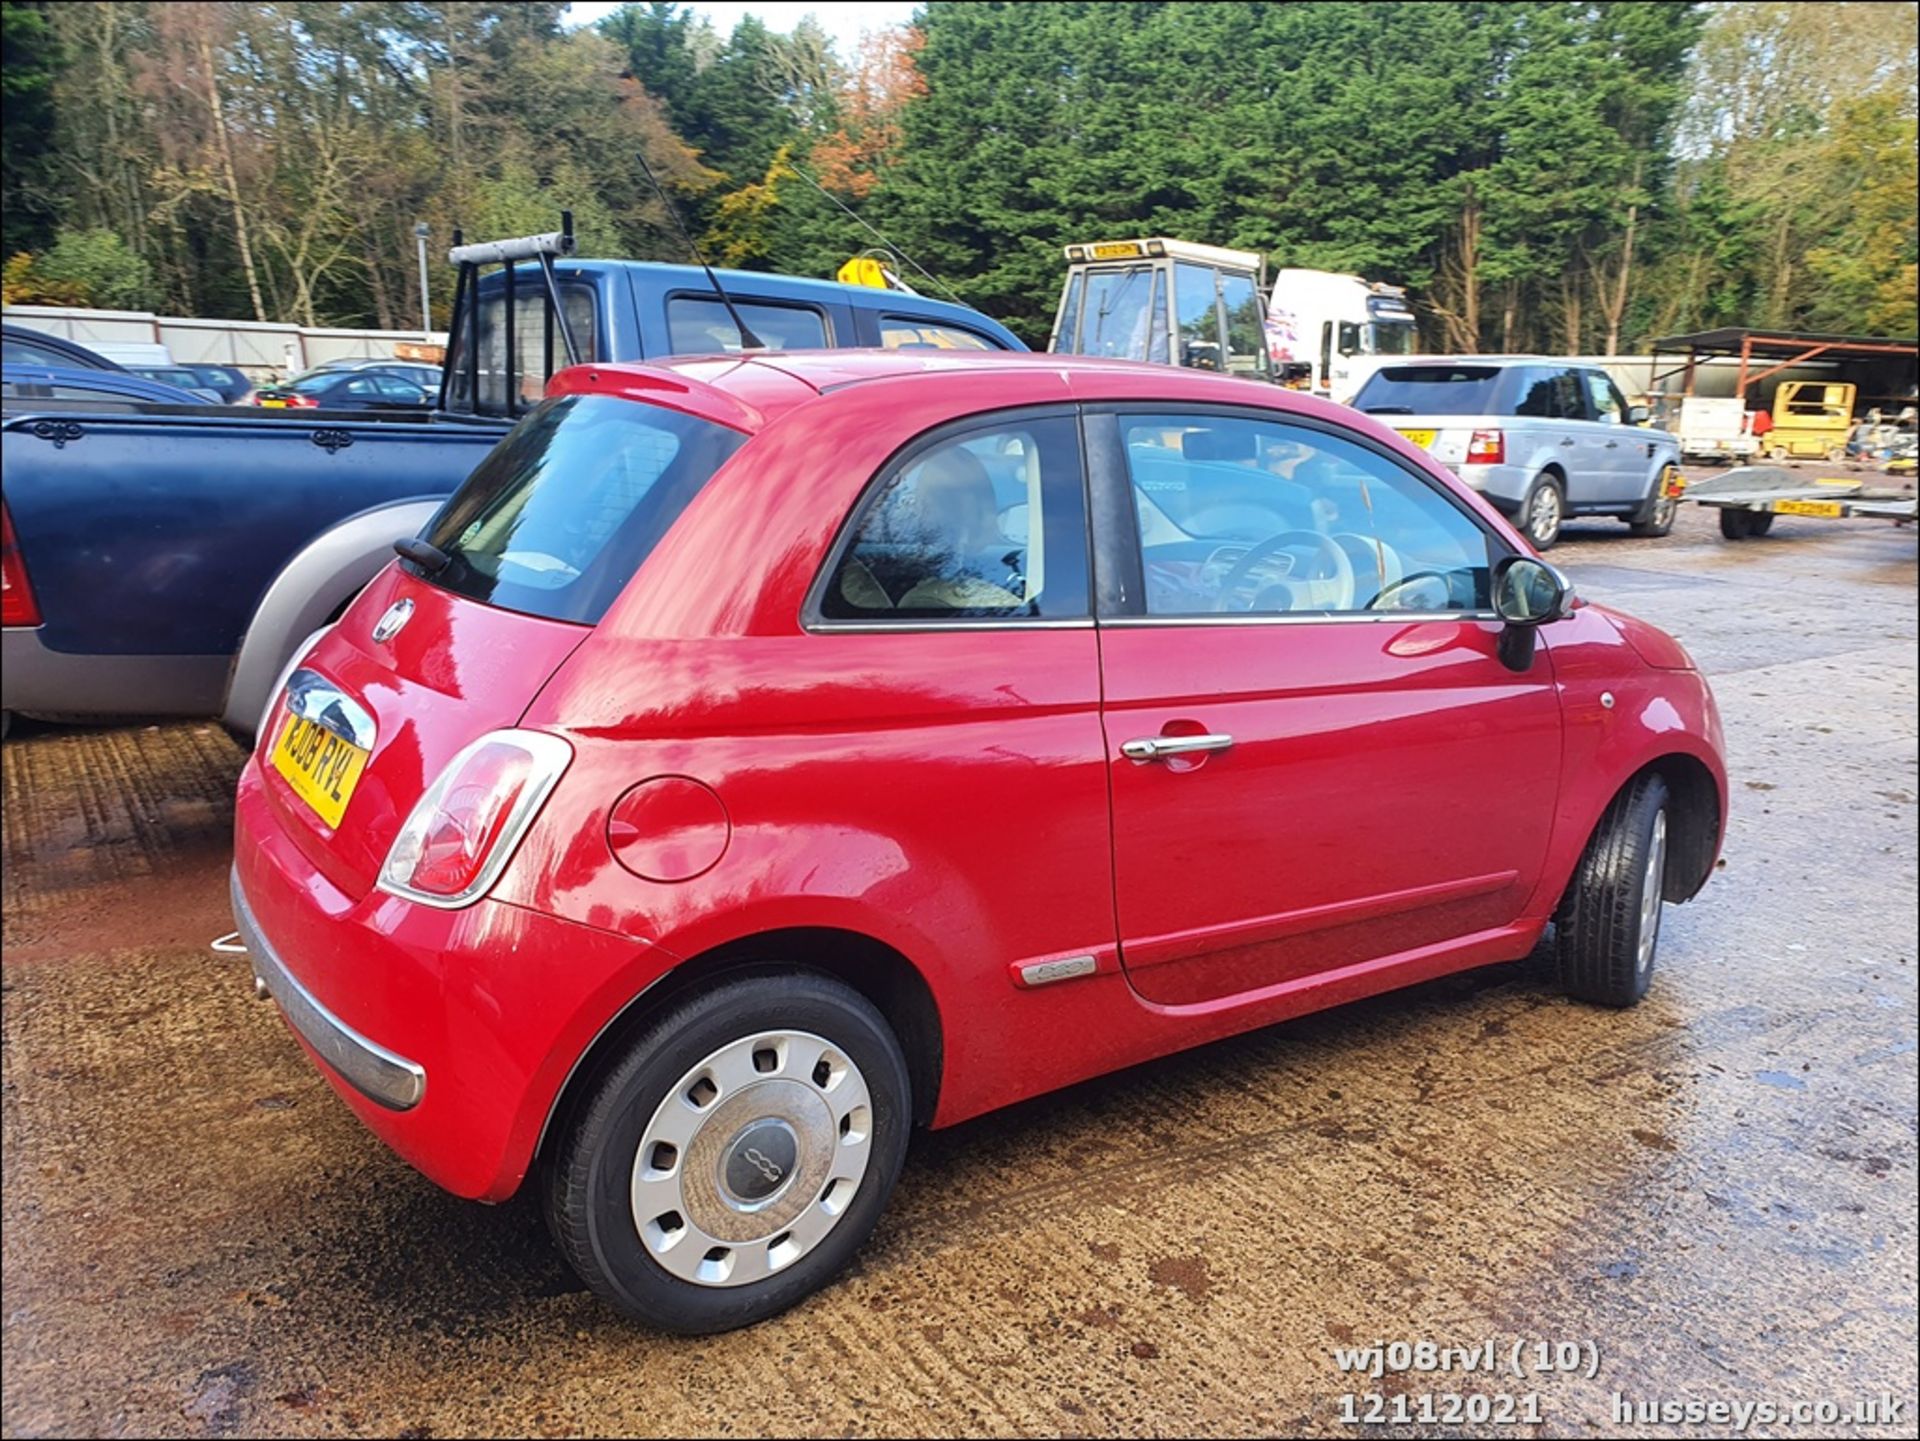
1532, 487, 1561, 542
631, 1031, 872, 1288
1638, 809, 1667, 974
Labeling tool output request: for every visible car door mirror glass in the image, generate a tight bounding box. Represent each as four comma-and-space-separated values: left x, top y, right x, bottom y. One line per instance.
1492, 555, 1571, 625
1628, 404, 1650, 425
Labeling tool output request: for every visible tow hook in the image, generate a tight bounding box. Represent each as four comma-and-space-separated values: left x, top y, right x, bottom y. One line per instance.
210, 931, 268, 998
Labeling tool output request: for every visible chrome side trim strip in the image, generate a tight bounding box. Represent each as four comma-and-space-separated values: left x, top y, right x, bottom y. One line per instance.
283, 667, 376, 748
806, 618, 1095, 633
805, 613, 1498, 633
1099, 610, 1500, 628
230, 868, 426, 1111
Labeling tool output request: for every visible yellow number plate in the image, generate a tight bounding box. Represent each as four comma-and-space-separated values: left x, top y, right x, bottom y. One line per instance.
1774, 498, 1843, 517
271, 712, 370, 828
259, 398, 287, 407
1090, 241, 1144, 259
1396, 428, 1437, 449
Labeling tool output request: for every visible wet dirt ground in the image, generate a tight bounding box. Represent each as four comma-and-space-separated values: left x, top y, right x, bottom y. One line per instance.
4, 495, 1915, 1438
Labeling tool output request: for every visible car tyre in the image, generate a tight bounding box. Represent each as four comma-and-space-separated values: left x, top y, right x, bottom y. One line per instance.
1522, 473, 1566, 550
1555, 772, 1671, 1008
544, 971, 912, 1334
1628, 466, 1681, 537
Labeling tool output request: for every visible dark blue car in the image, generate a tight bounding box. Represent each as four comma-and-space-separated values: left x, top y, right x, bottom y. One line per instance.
1, 363, 208, 410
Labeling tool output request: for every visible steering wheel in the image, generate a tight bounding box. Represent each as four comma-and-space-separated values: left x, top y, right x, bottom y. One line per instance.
1368, 570, 1455, 613
1214, 529, 1355, 612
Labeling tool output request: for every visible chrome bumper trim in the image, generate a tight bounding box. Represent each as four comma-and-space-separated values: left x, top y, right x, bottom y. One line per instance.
230, 867, 426, 1111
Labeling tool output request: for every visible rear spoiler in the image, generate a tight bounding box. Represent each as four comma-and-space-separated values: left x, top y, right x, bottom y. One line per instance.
438, 212, 585, 419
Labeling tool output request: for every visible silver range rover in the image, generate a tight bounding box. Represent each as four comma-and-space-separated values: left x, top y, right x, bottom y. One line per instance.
1351, 358, 1685, 549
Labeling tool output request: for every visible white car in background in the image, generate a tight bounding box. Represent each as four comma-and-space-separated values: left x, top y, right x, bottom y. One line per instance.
1352, 357, 1685, 548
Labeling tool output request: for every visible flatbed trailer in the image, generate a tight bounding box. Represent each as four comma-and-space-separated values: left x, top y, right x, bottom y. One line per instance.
1685, 466, 1917, 539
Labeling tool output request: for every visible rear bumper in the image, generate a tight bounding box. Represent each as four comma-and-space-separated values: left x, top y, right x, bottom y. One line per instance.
232, 757, 670, 1200
1448, 462, 1531, 512
1, 627, 228, 718
231, 869, 426, 1110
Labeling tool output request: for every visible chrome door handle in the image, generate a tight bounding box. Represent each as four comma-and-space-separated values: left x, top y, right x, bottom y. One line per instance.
1605, 439, 1619, 448
1560, 437, 1577, 446
1121, 733, 1234, 762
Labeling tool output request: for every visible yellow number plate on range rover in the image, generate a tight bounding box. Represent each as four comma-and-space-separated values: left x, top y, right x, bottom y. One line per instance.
1396, 428, 1437, 449
272, 712, 370, 828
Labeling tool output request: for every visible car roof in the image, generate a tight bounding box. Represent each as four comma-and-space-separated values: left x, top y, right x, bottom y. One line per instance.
2, 323, 126, 371
556, 350, 1341, 435
1, 363, 201, 401
1371, 355, 1599, 367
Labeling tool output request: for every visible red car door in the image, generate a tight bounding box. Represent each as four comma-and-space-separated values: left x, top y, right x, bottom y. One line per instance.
1090, 407, 1564, 1009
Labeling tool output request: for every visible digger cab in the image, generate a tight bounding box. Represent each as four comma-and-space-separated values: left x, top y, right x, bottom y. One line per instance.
1048, 238, 1271, 381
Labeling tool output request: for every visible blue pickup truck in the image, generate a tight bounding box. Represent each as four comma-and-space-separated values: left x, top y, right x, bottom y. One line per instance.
2, 237, 1021, 737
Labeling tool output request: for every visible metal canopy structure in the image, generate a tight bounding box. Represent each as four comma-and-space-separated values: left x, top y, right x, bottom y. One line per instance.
1649, 326, 1919, 403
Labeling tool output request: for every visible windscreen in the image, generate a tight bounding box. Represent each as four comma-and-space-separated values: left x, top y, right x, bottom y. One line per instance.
1355, 364, 1503, 415
1369, 323, 1417, 356
1065, 265, 1160, 359
414, 394, 746, 624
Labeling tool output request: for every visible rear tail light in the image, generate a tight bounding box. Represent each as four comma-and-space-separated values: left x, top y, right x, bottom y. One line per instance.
377, 730, 572, 907
1467, 429, 1505, 464
286, 394, 320, 408
2, 502, 40, 627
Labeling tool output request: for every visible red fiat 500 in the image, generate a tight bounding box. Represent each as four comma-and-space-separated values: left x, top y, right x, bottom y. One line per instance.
231, 350, 1726, 1332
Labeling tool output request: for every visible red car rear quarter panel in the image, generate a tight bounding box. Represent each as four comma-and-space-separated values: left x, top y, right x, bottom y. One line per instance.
500, 630, 1119, 1123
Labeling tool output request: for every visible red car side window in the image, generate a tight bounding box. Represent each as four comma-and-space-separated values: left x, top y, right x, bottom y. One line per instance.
1119, 414, 1496, 617
819, 413, 1090, 623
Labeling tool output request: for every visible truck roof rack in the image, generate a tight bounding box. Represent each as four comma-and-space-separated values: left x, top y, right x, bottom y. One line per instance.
439, 211, 583, 419
448, 229, 576, 267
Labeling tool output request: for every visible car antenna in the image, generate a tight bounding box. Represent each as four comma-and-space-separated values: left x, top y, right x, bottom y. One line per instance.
636, 150, 763, 351
785, 160, 970, 308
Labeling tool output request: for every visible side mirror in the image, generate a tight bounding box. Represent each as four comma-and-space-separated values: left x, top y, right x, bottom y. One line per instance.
1628, 404, 1650, 425
1491, 555, 1573, 671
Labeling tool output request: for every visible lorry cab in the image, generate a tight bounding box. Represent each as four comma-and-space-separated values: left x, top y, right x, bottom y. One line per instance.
1266, 269, 1417, 403
1049, 238, 1272, 381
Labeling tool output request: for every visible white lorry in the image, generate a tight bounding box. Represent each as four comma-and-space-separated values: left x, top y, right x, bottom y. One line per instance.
1047, 237, 1414, 402
1264, 268, 1417, 402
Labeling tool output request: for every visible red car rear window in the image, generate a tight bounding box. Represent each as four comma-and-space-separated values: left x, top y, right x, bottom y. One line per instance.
413, 394, 745, 624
